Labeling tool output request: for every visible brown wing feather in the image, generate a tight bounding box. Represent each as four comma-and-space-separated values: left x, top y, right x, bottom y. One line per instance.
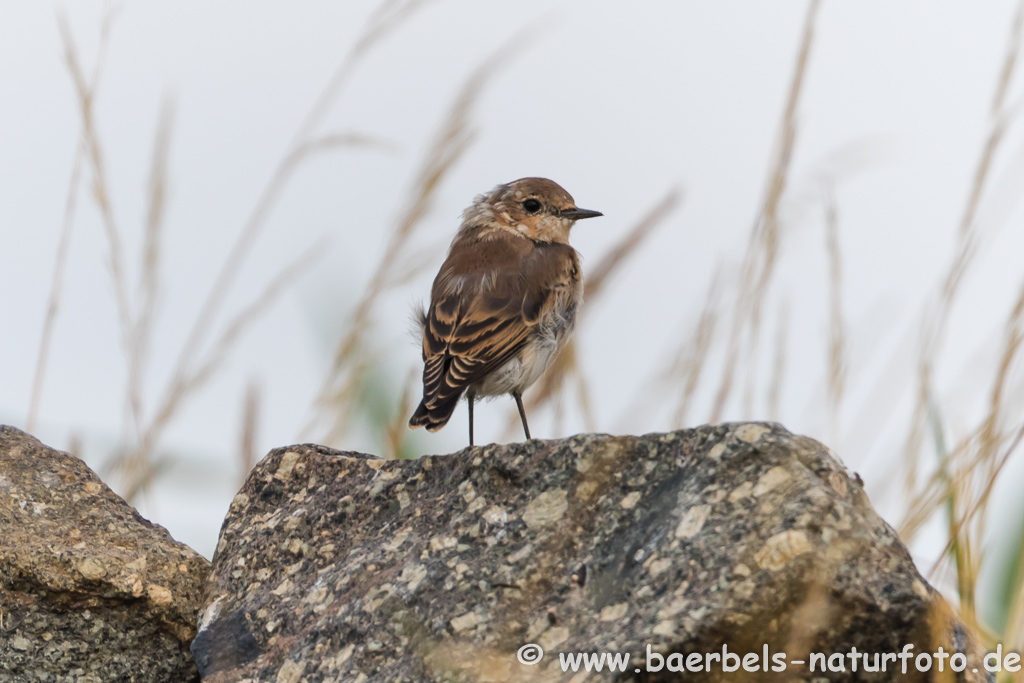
409, 235, 574, 431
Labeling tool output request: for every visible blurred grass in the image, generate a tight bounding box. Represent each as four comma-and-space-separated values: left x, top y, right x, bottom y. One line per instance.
25, 0, 1024, 676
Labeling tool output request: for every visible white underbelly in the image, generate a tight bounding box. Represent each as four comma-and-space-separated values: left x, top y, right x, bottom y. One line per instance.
473, 335, 561, 397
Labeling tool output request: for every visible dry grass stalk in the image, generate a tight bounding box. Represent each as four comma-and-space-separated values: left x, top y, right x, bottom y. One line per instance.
571, 351, 597, 434
59, 13, 170, 486
900, 406, 1021, 553
287, 132, 395, 166
128, 101, 173, 443
59, 12, 133, 367
923, 301, 1024, 568
934, 422, 1024, 632
59, 10, 150, 483
961, 283, 1024, 540
765, 301, 789, 422
899, 432, 969, 541
66, 432, 83, 460
310, 34, 529, 446
709, 0, 821, 422
238, 380, 261, 486
29, 5, 137, 429
823, 188, 846, 445
662, 267, 723, 429
901, 276, 1024, 626
947, 450, 978, 623
26, 142, 85, 434
903, 0, 1024, 498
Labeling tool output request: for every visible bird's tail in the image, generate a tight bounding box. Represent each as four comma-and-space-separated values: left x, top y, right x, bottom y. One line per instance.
408, 393, 461, 432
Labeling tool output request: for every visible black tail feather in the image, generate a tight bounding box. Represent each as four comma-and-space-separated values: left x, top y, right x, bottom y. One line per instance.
408, 392, 462, 432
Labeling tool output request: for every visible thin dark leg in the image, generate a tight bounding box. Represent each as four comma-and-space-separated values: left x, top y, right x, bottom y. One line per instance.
467, 393, 475, 446
513, 392, 531, 440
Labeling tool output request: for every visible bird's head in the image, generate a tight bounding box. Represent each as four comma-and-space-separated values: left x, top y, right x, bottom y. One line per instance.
463, 177, 602, 244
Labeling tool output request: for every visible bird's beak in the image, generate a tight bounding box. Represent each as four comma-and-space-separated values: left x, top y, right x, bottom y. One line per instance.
561, 207, 603, 220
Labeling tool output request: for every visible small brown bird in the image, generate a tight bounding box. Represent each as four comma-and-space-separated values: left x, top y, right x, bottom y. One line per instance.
409, 177, 602, 445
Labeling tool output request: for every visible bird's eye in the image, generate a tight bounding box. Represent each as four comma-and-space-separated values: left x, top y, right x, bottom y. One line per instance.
523, 199, 542, 213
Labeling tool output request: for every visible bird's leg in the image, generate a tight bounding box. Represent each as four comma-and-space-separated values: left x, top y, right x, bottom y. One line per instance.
467, 392, 475, 446
513, 392, 531, 440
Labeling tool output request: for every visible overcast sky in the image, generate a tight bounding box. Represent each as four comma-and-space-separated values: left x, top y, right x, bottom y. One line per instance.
3, 1, 1024, 621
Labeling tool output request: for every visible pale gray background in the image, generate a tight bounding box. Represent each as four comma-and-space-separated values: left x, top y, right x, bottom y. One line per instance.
3, 0, 1024, 624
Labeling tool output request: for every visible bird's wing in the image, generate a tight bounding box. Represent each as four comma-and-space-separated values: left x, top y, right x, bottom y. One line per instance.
419, 239, 574, 409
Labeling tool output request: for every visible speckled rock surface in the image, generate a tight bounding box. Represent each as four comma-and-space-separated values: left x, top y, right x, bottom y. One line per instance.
196, 423, 988, 682
0, 425, 210, 682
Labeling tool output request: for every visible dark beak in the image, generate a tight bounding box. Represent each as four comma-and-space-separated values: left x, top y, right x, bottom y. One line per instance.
562, 207, 603, 220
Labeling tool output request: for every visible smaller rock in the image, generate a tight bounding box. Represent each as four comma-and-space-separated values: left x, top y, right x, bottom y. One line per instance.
0, 426, 209, 682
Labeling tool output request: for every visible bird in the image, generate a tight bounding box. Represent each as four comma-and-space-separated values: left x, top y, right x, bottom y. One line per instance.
408, 177, 602, 446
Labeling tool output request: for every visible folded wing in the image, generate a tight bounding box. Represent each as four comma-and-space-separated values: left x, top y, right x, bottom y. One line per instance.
409, 238, 572, 431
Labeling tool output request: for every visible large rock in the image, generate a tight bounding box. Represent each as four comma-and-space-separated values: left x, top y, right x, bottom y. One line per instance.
0, 426, 210, 682
195, 423, 989, 682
